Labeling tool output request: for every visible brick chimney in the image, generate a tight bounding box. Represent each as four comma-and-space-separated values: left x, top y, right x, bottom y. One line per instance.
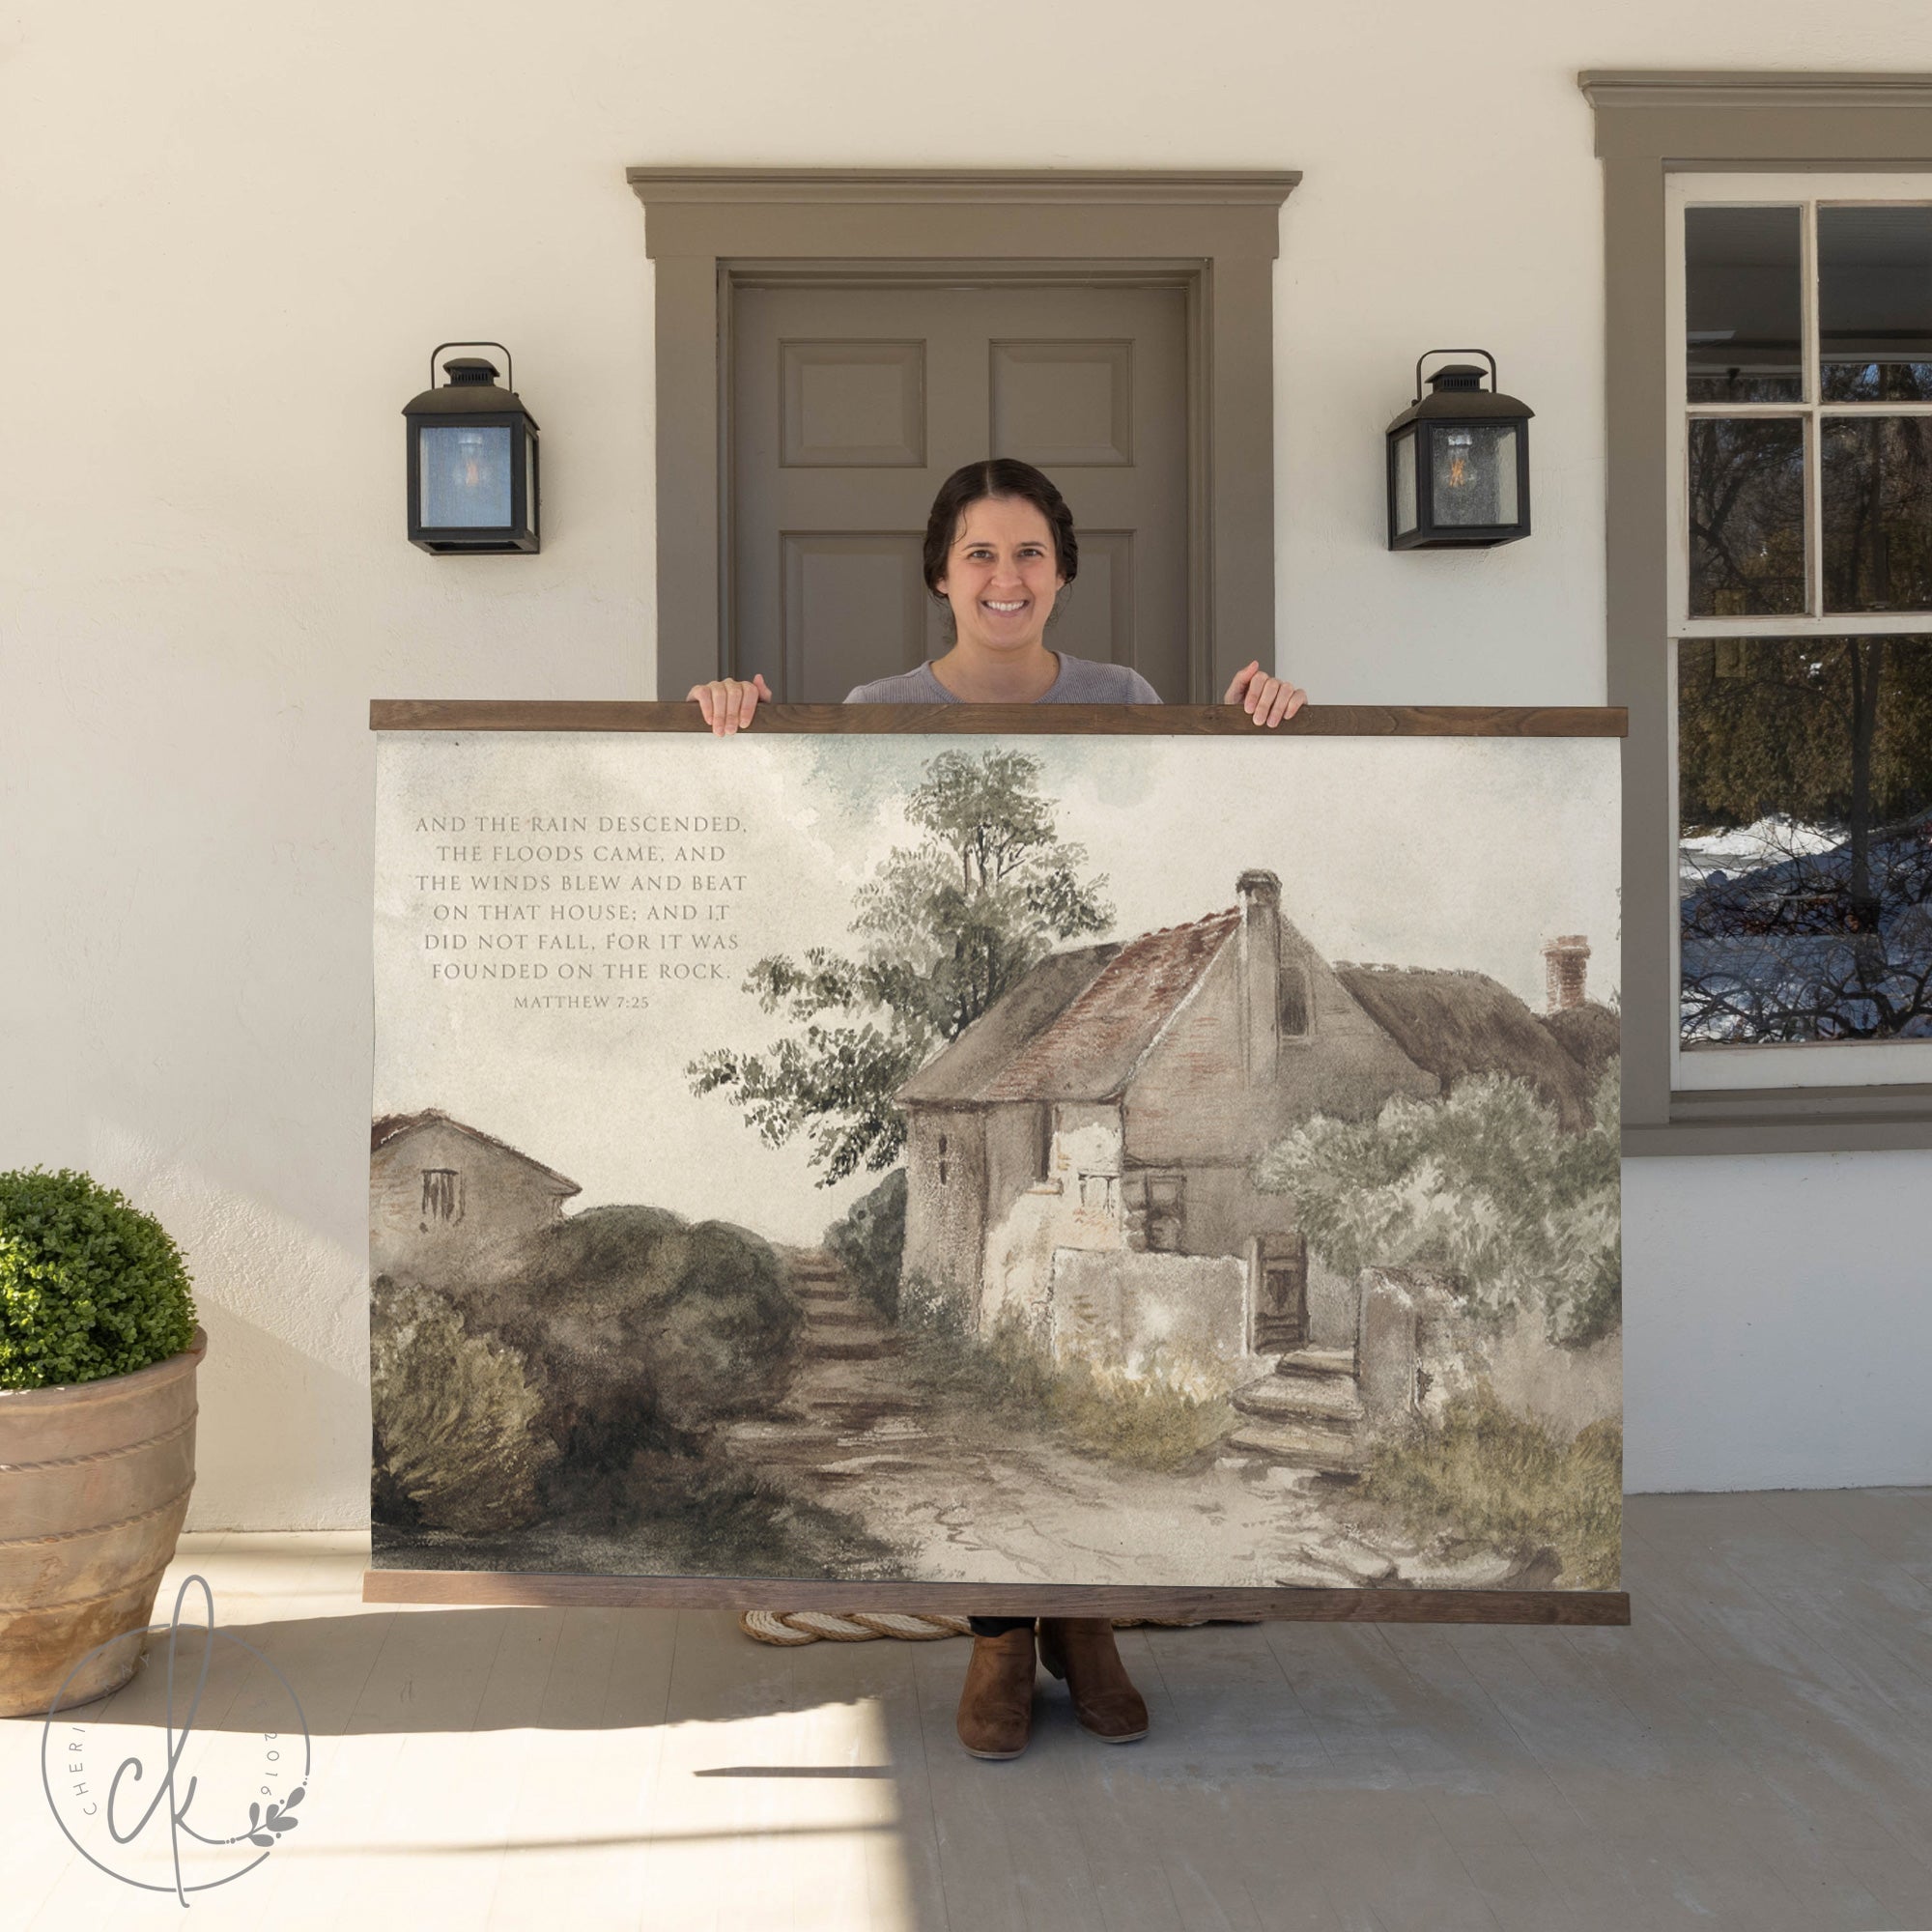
1236, 870, 1282, 1084
1544, 935, 1590, 1014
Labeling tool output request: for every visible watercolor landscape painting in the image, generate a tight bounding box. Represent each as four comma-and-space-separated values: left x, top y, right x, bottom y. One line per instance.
370, 728, 1622, 1596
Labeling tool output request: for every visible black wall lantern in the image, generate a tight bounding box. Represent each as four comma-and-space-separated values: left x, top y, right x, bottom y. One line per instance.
404, 342, 540, 554
1385, 349, 1532, 550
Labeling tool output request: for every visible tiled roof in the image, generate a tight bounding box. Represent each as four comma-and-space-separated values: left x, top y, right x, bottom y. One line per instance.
899, 910, 1239, 1105
897, 945, 1118, 1103
369, 1109, 581, 1194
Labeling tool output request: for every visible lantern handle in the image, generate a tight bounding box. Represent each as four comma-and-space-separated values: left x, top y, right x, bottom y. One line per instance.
1412, 348, 1498, 404
429, 340, 514, 394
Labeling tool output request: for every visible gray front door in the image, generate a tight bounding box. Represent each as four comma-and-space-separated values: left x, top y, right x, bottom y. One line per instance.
730, 280, 1189, 701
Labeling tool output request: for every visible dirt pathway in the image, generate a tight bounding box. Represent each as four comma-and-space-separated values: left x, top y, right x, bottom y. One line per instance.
722, 1252, 1525, 1591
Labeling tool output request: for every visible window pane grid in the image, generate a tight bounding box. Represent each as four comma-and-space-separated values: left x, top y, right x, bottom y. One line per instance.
1671, 177, 1932, 1075
1676, 613, 1932, 636
1685, 404, 1932, 413
1682, 197, 1932, 625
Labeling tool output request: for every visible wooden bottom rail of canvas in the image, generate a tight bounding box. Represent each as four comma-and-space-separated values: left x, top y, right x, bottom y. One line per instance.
738, 1610, 1254, 1645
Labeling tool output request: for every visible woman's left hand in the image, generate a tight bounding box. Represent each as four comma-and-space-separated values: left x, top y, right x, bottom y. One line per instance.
1224, 661, 1307, 726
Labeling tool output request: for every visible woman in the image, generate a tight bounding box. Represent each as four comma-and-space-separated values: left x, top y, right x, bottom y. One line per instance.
692, 459, 1306, 1760
691, 457, 1305, 725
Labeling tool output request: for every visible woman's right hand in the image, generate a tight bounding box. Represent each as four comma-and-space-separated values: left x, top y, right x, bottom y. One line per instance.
688, 673, 772, 735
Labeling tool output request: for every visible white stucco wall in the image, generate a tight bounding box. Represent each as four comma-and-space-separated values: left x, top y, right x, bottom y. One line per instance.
5, 0, 1929, 1526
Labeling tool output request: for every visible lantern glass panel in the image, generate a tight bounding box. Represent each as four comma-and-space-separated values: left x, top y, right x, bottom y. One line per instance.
1431, 423, 1518, 527
1393, 430, 1418, 536
420, 424, 514, 528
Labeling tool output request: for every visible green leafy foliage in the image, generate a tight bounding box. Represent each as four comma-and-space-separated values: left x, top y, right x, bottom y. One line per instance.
1255, 1068, 1622, 1349
459, 1205, 802, 1470
369, 1276, 558, 1534
1362, 1384, 1623, 1590
823, 1168, 907, 1323
689, 750, 1113, 1181
0, 1167, 197, 1390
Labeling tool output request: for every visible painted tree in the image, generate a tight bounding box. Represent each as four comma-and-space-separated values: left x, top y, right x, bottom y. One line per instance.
688, 750, 1113, 1182
1254, 1068, 1622, 1350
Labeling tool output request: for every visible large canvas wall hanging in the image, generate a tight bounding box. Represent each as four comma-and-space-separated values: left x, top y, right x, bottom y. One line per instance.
366, 702, 1628, 1624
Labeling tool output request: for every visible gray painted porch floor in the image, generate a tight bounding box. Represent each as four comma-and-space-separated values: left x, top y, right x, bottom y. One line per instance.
6, 1490, 1930, 1931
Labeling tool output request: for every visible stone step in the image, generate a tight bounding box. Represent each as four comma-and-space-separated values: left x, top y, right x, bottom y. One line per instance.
1226, 1418, 1365, 1472
723, 1418, 833, 1449
802, 1303, 873, 1327
801, 1332, 901, 1362
794, 1280, 853, 1301
1269, 1348, 1357, 1383
1230, 1373, 1364, 1425
1228, 1406, 1358, 1451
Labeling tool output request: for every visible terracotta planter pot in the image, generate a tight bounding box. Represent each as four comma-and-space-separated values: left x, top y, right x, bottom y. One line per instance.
0, 1326, 206, 1719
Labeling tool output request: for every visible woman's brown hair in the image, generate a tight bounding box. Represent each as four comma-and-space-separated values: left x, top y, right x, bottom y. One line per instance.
921, 458, 1079, 599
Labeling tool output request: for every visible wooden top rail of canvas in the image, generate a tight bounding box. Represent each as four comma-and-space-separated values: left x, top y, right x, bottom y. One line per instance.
369, 700, 1628, 737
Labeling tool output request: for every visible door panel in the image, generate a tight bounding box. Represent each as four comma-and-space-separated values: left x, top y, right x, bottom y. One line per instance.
780, 339, 926, 469
779, 533, 930, 698
733, 282, 1188, 701
990, 337, 1135, 466
1252, 1236, 1310, 1353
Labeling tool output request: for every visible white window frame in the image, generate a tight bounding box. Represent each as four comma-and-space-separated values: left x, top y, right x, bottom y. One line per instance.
1665, 169, 1932, 1090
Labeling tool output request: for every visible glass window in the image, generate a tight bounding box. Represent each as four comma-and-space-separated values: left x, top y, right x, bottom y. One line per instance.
1686, 205, 1804, 403
1678, 638, 1932, 1046
1674, 181, 1932, 1085
1818, 206, 1932, 402
420, 1169, 461, 1223
1821, 416, 1932, 611
1688, 418, 1806, 614
1145, 1175, 1184, 1252
1278, 963, 1309, 1038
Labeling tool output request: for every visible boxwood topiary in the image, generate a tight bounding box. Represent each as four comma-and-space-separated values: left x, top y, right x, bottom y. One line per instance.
0, 1168, 198, 1391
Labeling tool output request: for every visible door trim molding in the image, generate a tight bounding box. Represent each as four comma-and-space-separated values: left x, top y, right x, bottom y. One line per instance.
627, 168, 1299, 702
627, 166, 1302, 206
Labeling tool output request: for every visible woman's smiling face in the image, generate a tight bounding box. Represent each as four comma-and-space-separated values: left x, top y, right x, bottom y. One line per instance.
935, 495, 1065, 657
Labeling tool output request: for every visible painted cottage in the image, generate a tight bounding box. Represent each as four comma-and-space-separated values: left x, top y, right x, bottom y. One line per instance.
369, 1108, 581, 1293
896, 871, 1613, 1398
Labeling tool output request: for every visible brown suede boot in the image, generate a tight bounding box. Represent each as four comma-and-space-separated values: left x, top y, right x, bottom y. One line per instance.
955, 1626, 1038, 1760
1037, 1618, 1150, 1743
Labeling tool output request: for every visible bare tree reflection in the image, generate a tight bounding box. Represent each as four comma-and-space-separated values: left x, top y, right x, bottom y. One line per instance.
1679, 638, 1932, 1042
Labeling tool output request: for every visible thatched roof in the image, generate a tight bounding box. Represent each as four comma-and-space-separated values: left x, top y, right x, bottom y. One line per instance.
1540, 1000, 1620, 1086
370, 1108, 581, 1194
1332, 966, 1601, 1131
